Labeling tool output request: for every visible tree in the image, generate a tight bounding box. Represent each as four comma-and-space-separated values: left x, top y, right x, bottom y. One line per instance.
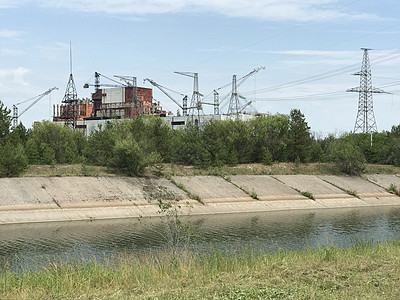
0, 100, 11, 140
108, 139, 147, 176
249, 114, 289, 163
0, 140, 28, 177
328, 134, 366, 175
85, 122, 116, 165
287, 109, 312, 162
0, 101, 28, 177
171, 125, 211, 167
26, 121, 84, 164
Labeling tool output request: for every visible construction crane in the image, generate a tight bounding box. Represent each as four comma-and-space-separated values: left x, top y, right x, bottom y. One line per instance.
144, 78, 189, 116
12, 87, 58, 128
174, 72, 203, 117
83, 72, 135, 90
217, 66, 265, 116
238, 101, 253, 114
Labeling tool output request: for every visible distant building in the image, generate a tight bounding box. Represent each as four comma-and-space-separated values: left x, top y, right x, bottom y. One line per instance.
53, 86, 166, 135
54, 85, 258, 136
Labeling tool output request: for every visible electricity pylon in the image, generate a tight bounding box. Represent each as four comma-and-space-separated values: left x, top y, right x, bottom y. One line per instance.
347, 48, 388, 133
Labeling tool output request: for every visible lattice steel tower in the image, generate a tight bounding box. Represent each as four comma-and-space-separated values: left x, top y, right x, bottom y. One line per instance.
347, 48, 387, 133
62, 43, 78, 129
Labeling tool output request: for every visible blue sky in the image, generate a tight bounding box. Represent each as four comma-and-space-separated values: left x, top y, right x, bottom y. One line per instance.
1, 0, 400, 135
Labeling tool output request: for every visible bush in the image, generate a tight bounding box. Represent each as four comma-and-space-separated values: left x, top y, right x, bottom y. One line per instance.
0, 141, 28, 177
328, 135, 366, 175
108, 139, 147, 176
26, 121, 84, 164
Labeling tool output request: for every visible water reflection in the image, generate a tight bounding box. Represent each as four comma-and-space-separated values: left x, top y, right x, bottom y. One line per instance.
1, 206, 400, 272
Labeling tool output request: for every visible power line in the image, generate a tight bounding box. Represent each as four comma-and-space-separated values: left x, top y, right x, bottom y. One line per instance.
241, 50, 400, 96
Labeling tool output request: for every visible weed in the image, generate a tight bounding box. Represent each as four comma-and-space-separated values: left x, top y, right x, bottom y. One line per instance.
250, 189, 258, 200
141, 185, 197, 257
346, 189, 358, 197
388, 183, 400, 196
170, 178, 203, 203
300, 191, 315, 200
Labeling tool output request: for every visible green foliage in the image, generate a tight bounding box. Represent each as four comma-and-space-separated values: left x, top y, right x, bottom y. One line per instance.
308, 140, 326, 162
300, 191, 315, 200
84, 122, 116, 165
108, 139, 147, 176
171, 125, 211, 167
328, 134, 366, 175
249, 114, 289, 162
387, 183, 400, 196
346, 189, 358, 197
386, 125, 400, 166
260, 147, 273, 165
250, 189, 258, 200
0, 100, 11, 140
26, 121, 84, 164
0, 101, 28, 177
287, 109, 312, 162
0, 141, 28, 177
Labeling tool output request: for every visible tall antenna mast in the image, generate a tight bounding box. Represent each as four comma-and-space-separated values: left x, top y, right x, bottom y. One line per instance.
62, 42, 78, 129
347, 48, 388, 133
69, 42, 73, 74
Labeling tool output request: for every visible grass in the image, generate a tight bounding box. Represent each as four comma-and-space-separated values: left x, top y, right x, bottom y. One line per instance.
21, 162, 400, 178
300, 191, 315, 200
169, 178, 203, 203
346, 189, 359, 197
388, 183, 400, 197
2, 239, 400, 299
23, 164, 113, 177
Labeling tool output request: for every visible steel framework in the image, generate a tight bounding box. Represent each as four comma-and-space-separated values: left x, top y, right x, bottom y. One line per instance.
347, 48, 387, 133
62, 44, 78, 129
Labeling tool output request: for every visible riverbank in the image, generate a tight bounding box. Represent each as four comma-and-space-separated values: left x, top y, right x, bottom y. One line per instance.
2, 239, 400, 299
1, 173, 400, 225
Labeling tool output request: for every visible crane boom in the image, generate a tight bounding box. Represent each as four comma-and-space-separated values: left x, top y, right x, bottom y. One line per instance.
144, 78, 188, 116
83, 72, 131, 89
237, 66, 265, 88
13, 87, 58, 128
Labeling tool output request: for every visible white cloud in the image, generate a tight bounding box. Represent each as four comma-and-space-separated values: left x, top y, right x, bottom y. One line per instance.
36, 0, 376, 22
0, 29, 23, 38
36, 42, 70, 61
0, 0, 27, 8
0, 67, 31, 86
0, 48, 25, 56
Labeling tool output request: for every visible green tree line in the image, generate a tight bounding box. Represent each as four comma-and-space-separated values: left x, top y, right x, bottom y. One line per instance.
1, 99, 400, 177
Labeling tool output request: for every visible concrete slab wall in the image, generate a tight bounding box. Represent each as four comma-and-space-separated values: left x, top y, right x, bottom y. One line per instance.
1, 174, 400, 225
318, 175, 389, 197
364, 174, 400, 191
230, 175, 305, 200
171, 176, 251, 203
273, 175, 350, 199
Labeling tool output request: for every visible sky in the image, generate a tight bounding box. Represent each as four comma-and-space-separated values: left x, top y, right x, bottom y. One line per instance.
1, 0, 400, 136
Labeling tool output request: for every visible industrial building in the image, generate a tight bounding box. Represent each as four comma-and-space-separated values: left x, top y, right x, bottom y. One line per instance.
53, 68, 263, 135
53, 73, 167, 135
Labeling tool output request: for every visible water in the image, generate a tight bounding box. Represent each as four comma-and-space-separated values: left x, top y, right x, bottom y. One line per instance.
1, 206, 400, 272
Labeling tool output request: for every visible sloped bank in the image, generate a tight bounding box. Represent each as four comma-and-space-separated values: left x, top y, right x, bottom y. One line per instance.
1, 174, 400, 225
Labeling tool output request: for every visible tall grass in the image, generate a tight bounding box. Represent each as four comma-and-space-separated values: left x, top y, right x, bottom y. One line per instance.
2, 239, 400, 299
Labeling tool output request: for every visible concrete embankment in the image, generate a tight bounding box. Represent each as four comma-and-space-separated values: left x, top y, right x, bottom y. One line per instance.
1, 174, 400, 225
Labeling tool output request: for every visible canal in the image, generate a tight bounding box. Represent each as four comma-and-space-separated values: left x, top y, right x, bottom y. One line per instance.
1, 206, 400, 272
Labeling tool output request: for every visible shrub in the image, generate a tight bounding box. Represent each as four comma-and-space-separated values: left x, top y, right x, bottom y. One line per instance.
108, 139, 147, 176
328, 135, 366, 175
0, 141, 28, 177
